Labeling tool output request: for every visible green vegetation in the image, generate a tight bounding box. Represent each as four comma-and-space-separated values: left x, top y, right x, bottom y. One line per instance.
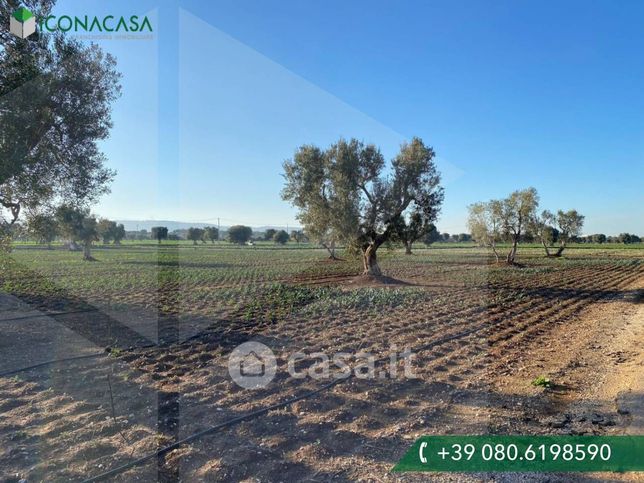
187, 227, 206, 245
1, 4, 120, 228
203, 226, 219, 243
97, 219, 125, 245
273, 230, 289, 245
468, 188, 587, 263
531, 375, 552, 388
227, 225, 253, 245
26, 213, 59, 249
55, 205, 100, 260
1, 244, 640, 326
282, 137, 443, 275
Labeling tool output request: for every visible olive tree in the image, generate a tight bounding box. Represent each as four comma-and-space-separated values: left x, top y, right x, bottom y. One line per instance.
500, 188, 539, 264
423, 223, 440, 246
204, 226, 219, 243
55, 205, 98, 260
469, 188, 538, 264
228, 225, 252, 245
304, 214, 342, 259
187, 227, 205, 245
27, 212, 58, 248
97, 219, 117, 244
467, 200, 503, 262
290, 230, 304, 243
617, 233, 642, 244
283, 137, 443, 276
263, 229, 277, 241
96, 219, 125, 244
1, 2, 120, 232
591, 234, 606, 244
552, 210, 584, 256
393, 211, 430, 255
273, 229, 289, 245
112, 223, 125, 244
533, 209, 583, 257
151, 226, 168, 244
532, 210, 556, 256
281, 145, 348, 259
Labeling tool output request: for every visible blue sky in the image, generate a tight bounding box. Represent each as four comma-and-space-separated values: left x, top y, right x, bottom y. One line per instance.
56, 0, 643, 234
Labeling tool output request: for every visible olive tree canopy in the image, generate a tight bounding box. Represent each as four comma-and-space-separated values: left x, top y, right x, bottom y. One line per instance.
500, 188, 539, 264
273, 229, 289, 245
187, 227, 205, 245
227, 225, 252, 245
151, 226, 168, 243
26, 211, 58, 247
204, 226, 219, 243
393, 211, 432, 255
281, 145, 349, 259
97, 218, 117, 244
468, 188, 539, 264
282, 137, 443, 276
533, 209, 584, 257
0, 0, 121, 229
423, 223, 440, 246
55, 204, 98, 260
467, 200, 503, 262
263, 228, 277, 241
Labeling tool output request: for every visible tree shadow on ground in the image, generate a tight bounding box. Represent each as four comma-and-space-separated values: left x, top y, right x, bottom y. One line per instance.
122, 260, 232, 269
489, 286, 641, 305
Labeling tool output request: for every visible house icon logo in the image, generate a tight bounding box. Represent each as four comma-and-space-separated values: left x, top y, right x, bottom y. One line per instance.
240, 350, 265, 377
10, 6, 36, 39
228, 341, 276, 389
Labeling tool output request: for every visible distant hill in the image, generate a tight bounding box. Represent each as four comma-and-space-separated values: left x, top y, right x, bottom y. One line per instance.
116, 220, 300, 233
116, 220, 213, 232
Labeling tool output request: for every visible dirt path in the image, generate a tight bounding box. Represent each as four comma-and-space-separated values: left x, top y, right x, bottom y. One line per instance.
473, 279, 643, 482
487, 279, 642, 434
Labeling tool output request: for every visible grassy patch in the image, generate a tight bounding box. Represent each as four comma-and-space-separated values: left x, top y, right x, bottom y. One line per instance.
531, 375, 551, 388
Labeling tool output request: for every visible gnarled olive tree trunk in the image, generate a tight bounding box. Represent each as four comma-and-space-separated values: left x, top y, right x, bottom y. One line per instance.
553, 243, 566, 257
490, 241, 500, 263
541, 239, 551, 257
506, 236, 519, 264
404, 241, 413, 255
543, 241, 565, 257
83, 242, 92, 261
322, 240, 337, 260
362, 242, 382, 276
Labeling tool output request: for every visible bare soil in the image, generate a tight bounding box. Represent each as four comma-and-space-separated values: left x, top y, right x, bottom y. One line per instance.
0, 258, 642, 482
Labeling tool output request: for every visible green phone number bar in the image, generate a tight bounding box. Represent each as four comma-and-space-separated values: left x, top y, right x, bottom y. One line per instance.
393, 436, 644, 472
